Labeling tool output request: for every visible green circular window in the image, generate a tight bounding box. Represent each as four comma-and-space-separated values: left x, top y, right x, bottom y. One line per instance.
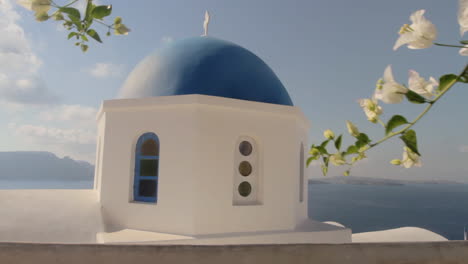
238, 181, 252, 197
238, 161, 252, 176
239, 141, 253, 156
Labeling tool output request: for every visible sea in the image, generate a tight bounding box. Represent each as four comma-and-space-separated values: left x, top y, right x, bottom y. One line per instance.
0, 180, 467, 240
308, 182, 468, 240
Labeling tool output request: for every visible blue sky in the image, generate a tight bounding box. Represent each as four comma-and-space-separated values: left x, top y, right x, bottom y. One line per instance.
0, 0, 467, 181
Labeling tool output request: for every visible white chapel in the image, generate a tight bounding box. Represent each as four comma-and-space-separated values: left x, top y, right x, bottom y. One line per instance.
92, 36, 351, 244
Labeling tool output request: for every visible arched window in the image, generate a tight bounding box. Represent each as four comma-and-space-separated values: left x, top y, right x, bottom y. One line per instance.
134, 132, 160, 203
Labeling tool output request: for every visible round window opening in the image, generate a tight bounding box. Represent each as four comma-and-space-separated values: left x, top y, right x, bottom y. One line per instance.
239, 141, 253, 156
239, 161, 252, 176
238, 181, 252, 197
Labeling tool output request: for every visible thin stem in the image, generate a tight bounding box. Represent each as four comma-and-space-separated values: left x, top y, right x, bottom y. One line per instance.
434, 43, 466, 48
93, 19, 113, 29
377, 118, 386, 128
369, 64, 467, 149
62, 0, 80, 8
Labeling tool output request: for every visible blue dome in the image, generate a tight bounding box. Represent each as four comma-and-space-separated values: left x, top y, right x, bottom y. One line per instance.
119, 37, 293, 106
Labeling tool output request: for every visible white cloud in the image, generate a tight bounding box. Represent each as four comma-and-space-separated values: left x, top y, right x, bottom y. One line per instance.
9, 123, 95, 145
0, 74, 58, 104
0, 0, 58, 105
459, 145, 468, 153
87, 62, 124, 78
39, 104, 97, 123
13, 104, 99, 162
8, 121, 96, 163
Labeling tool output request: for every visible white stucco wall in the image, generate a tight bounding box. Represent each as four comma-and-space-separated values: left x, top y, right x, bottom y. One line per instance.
97, 101, 198, 234
96, 94, 311, 236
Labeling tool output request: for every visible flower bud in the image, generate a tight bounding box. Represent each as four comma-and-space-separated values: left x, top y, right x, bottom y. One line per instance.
390, 159, 402, 165
323, 129, 335, 140
346, 121, 360, 137
35, 12, 49, 22
375, 78, 384, 90
53, 12, 64, 21
80, 44, 89, 52
369, 116, 378, 123
114, 16, 122, 25
309, 147, 320, 156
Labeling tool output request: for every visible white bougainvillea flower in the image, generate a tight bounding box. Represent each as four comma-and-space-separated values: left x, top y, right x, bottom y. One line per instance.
114, 24, 131, 35
408, 70, 438, 99
374, 65, 408, 104
16, 0, 51, 14
346, 121, 360, 137
393, 9, 437, 50
459, 0, 468, 36
460, 45, 468, 56
358, 98, 382, 123
401, 146, 422, 168
329, 153, 346, 166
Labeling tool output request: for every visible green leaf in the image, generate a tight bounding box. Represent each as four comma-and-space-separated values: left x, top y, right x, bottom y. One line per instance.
320, 139, 330, 149
316, 146, 328, 155
321, 165, 328, 176
334, 135, 342, 150
86, 29, 102, 43
405, 90, 427, 104
437, 74, 458, 93
84, 2, 96, 24
60, 7, 81, 20
400, 129, 420, 156
385, 115, 409, 135
67, 32, 78, 40
356, 133, 370, 144
68, 16, 82, 31
306, 157, 315, 167
355, 133, 371, 149
92, 5, 112, 19
81, 34, 89, 41
345, 145, 358, 155
343, 170, 350, 176
460, 40, 468, 45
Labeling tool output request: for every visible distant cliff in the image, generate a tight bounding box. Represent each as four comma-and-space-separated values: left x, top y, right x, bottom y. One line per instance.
0, 151, 94, 181
309, 176, 462, 186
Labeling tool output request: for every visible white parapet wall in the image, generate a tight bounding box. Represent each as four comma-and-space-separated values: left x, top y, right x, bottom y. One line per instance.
1, 242, 468, 264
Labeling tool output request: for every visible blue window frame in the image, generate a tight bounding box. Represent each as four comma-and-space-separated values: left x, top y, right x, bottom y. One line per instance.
134, 132, 159, 203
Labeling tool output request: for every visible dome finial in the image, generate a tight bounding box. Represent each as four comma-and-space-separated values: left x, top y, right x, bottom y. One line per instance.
202, 10, 210, 36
